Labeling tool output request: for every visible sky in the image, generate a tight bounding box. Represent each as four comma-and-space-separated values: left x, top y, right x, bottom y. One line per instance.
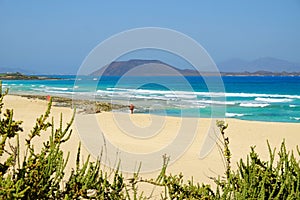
0, 0, 299, 74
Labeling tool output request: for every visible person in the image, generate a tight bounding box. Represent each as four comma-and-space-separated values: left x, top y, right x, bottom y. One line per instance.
46, 95, 51, 101
129, 104, 135, 114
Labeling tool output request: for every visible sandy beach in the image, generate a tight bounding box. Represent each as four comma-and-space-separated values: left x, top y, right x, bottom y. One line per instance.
3, 94, 300, 190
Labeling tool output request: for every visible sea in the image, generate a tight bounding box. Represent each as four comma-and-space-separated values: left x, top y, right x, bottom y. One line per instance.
2, 75, 300, 123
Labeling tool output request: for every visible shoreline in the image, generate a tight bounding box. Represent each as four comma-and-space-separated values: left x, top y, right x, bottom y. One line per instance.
15, 93, 128, 113
8, 93, 300, 124
2, 75, 300, 124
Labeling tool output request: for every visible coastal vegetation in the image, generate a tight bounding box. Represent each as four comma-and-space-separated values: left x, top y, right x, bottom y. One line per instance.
0, 72, 56, 80
0, 87, 299, 199
20, 94, 128, 113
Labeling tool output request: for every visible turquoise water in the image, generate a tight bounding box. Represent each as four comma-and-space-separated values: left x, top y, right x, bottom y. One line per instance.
2, 75, 300, 123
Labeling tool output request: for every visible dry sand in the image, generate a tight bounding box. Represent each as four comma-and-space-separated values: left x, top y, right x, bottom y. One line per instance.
2, 95, 300, 195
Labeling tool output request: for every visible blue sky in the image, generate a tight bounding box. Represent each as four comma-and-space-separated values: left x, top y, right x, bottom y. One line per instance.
0, 1, 299, 74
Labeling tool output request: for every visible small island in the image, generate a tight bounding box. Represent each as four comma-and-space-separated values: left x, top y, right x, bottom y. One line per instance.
0, 72, 57, 80
90, 59, 300, 77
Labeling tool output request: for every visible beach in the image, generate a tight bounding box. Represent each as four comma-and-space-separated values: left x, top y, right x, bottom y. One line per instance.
3, 75, 300, 123
3, 94, 300, 190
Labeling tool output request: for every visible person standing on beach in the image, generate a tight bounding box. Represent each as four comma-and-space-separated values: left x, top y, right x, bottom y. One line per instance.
129, 104, 135, 114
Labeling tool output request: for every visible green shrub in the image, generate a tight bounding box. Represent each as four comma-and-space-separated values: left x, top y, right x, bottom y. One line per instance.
213, 121, 300, 199
0, 86, 128, 199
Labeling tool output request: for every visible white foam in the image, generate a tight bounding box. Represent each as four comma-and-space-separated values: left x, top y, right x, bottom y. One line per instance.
133, 95, 168, 101
289, 105, 298, 108
106, 88, 300, 99
226, 113, 245, 117
102, 88, 236, 106
46, 90, 75, 94
255, 97, 292, 103
164, 94, 197, 99
196, 105, 207, 108
240, 103, 270, 108
196, 100, 236, 105
31, 88, 45, 91
46, 87, 69, 91
96, 90, 113, 94
192, 92, 300, 99
290, 117, 300, 121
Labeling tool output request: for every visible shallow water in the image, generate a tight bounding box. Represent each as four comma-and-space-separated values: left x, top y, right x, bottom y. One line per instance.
3, 75, 300, 123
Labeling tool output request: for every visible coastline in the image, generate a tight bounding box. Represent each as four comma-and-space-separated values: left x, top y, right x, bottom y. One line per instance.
2, 94, 300, 188
16, 93, 128, 113
3, 75, 300, 123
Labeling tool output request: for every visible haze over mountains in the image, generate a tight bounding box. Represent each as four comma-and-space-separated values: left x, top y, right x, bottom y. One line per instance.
90, 57, 300, 76
1, 57, 299, 75
218, 57, 300, 72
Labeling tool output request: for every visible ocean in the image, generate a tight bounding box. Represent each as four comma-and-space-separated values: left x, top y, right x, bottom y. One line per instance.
2, 75, 300, 123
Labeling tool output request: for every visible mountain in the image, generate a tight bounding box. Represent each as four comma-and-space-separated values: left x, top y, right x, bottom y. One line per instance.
217, 58, 249, 72
90, 59, 200, 76
218, 57, 300, 72
90, 59, 300, 77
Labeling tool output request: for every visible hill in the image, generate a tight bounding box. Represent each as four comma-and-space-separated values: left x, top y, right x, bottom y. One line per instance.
90, 59, 200, 76
90, 59, 300, 77
218, 57, 300, 72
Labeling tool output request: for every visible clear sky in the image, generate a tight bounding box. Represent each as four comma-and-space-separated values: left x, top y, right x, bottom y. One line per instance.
0, 0, 299, 74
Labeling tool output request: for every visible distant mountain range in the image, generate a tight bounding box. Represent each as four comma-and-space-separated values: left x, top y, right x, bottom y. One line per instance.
90, 58, 300, 76
1, 57, 300, 75
217, 57, 300, 72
